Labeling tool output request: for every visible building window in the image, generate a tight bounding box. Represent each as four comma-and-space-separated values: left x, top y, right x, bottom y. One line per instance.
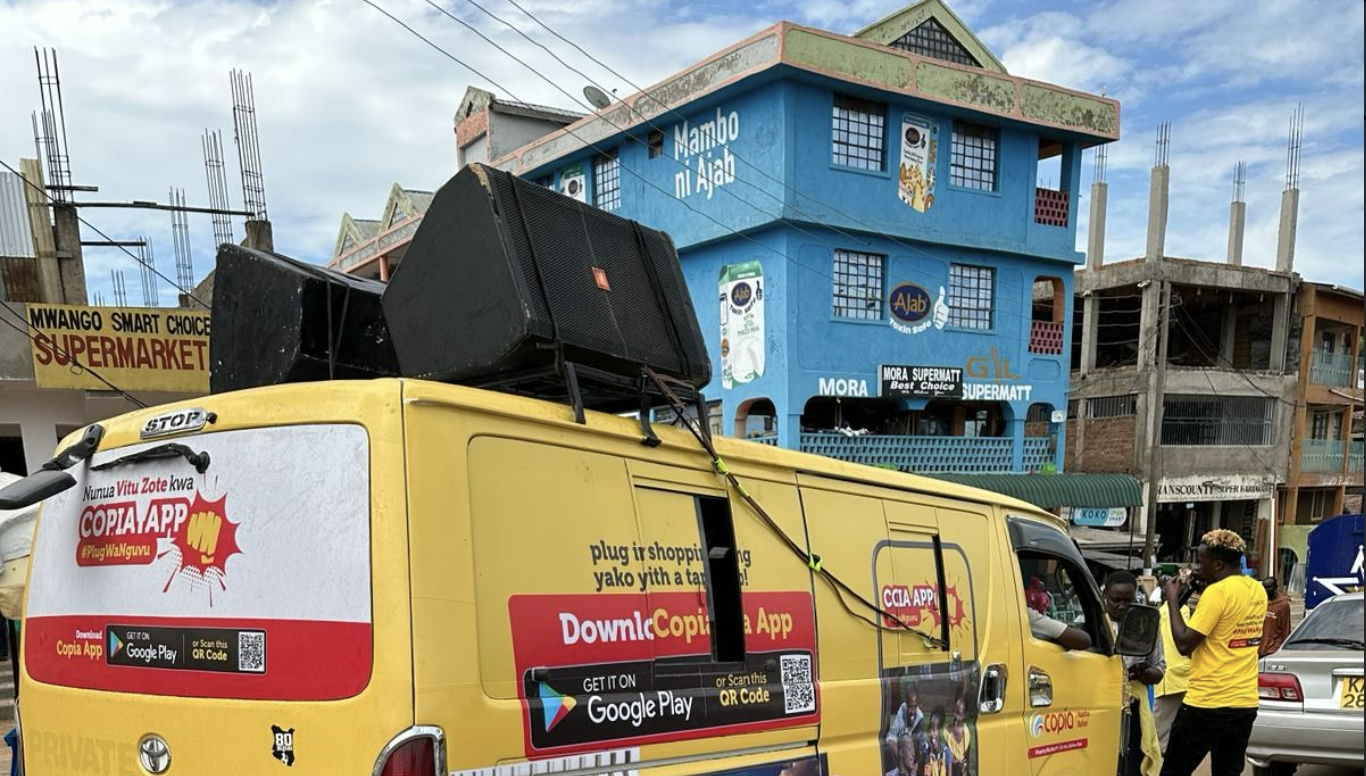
593, 151, 621, 211
888, 18, 981, 67
1310, 411, 1341, 440
951, 122, 998, 190
1161, 395, 1275, 446
947, 263, 994, 330
1087, 394, 1137, 418
832, 249, 885, 320
648, 130, 664, 159
831, 94, 886, 171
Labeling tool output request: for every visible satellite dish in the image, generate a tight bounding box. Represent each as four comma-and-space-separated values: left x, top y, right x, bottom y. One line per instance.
583, 85, 612, 110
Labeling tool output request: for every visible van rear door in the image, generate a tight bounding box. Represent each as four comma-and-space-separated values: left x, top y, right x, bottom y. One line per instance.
20, 420, 412, 774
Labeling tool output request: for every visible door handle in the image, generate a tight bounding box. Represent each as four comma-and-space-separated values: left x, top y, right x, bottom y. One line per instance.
979, 663, 1008, 714
1029, 666, 1053, 707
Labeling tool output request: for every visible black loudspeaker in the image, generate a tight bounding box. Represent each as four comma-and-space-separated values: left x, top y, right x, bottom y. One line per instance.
210, 244, 399, 393
382, 163, 710, 406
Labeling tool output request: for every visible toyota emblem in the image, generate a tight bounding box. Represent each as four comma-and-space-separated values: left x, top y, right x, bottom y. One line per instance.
139, 734, 171, 774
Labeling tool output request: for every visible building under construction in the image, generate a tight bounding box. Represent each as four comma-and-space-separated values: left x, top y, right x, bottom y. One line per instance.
1067, 116, 1364, 579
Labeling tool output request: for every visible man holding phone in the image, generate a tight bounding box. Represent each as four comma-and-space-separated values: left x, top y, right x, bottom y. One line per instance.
1104, 570, 1165, 776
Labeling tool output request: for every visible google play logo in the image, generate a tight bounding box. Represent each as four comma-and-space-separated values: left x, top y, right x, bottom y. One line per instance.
108, 630, 124, 658
538, 682, 577, 732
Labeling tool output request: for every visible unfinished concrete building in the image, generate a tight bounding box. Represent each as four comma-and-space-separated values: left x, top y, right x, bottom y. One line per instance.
1066, 132, 1312, 575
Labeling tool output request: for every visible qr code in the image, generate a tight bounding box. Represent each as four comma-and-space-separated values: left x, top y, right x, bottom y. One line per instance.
238, 631, 266, 673
780, 654, 815, 714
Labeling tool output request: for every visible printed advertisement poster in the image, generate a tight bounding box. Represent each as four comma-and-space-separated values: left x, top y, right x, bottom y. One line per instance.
509, 590, 818, 754
24, 424, 373, 701
719, 261, 764, 389
898, 114, 938, 213
25, 303, 210, 392
561, 162, 587, 202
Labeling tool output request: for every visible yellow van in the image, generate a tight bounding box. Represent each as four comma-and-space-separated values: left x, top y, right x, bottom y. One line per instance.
9, 377, 1154, 775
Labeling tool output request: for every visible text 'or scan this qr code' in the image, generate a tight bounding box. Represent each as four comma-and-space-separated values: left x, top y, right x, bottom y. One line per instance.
238, 630, 266, 673
780, 653, 815, 714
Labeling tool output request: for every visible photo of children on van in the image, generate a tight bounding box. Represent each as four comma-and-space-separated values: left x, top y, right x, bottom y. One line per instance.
880, 669, 978, 776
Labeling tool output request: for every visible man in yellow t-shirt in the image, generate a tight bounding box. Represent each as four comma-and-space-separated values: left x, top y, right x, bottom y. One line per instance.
1158, 530, 1268, 776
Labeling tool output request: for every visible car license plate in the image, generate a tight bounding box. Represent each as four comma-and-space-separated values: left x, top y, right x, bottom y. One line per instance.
1339, 676, 1365, 709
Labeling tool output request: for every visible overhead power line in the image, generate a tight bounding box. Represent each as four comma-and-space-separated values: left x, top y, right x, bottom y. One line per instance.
361, 0, 1072, 327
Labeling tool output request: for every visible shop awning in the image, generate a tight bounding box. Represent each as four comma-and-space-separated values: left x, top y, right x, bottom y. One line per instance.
922, 473, 1143, 510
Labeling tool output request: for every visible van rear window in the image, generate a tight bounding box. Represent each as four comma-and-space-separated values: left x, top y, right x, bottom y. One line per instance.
25, 424, 372, 701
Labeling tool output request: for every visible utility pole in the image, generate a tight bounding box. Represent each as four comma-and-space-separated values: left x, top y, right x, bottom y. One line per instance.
1142, 278, 1171, 572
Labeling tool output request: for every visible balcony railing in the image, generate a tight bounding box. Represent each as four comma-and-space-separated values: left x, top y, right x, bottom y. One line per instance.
799, 433, 1051, 473
1309, 349, 1353, 387
1301, 439, 1347, 473
1029, 320, 1064, 354
1351, 442, 1364, 474
1035, 188, 1069, 227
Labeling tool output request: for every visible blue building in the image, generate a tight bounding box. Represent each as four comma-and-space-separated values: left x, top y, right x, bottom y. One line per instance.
449, 0, 1120, 474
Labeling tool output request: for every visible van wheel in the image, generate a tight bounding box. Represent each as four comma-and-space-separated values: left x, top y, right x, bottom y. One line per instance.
1251, 764, 1296, 776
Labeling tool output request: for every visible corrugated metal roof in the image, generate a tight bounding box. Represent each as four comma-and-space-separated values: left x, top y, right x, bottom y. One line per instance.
0, 172, 37, 259
922, 472, 1143, 509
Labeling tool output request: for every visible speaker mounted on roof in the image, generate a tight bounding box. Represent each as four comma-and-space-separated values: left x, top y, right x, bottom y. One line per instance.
381, 163, 711, 421
209, 244, 399, 393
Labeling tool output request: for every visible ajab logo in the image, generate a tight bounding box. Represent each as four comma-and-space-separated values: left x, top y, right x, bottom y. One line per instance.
538, 682, 577, 732
1030, 714, 1045, 739
889, 283, 931, 323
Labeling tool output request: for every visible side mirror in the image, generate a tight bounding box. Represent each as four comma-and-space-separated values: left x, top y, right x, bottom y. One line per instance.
0, 469, 77, 511
1115, 603, 1160, 657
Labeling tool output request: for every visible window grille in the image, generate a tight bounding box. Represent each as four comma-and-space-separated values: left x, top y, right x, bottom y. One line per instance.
593, 151, 621, 211
951, 122, 998, 190
947, 263, 993, 329
832, 94, 886, 171
832, 249, 885, 320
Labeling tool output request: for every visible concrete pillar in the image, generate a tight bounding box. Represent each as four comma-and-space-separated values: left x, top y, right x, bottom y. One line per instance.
244, 219, 274, 252
1212, 500, 1225, 530
52, 206, 88, 305
1145, 166, 1170, 262
1270, 293, 1291, 372
779, 412, 802, 450
18, 159, 63, 304
1138, 281, 1162, 368
1221, 304, 1238, 364
1080, 295, 1099, 374
1276, 189, 1300, 273
1227, 200, 1246, 266
1009, 417, 1026, 472
1087, 181, 1108, 269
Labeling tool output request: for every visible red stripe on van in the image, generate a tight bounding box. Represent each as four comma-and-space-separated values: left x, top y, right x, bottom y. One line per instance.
24, 614, 372, 700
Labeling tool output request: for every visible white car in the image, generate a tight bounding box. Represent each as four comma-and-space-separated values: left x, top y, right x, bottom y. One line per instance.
1246, 591, 1364, 776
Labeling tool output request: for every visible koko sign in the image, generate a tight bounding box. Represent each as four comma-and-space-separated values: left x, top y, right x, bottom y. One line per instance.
878, 365, 963, 399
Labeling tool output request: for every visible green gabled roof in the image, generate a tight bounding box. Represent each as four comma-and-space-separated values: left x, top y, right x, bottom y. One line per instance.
923, 472, 1143, 509
854, 0, 1008, 74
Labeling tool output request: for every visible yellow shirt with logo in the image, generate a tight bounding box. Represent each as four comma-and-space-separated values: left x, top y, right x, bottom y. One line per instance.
1155, 604, 1191, 697
1184, 575, 1267, 709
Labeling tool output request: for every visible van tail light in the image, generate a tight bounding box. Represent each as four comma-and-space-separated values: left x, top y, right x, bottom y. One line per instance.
375, 726, 445, 776
1258, 672, 1304, 701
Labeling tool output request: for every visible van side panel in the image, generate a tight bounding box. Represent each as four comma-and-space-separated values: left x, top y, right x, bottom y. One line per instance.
407, 403, 819, 776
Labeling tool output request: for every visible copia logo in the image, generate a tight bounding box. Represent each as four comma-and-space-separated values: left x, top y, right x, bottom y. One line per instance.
1029, 715, 1044, 739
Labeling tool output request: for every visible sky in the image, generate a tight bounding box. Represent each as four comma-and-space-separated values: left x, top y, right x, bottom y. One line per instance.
0, 0, 1362, 307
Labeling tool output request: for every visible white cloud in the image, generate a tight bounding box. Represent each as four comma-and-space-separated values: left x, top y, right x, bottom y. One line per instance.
0, 0, 775, 305
1, 0, 1361, 304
